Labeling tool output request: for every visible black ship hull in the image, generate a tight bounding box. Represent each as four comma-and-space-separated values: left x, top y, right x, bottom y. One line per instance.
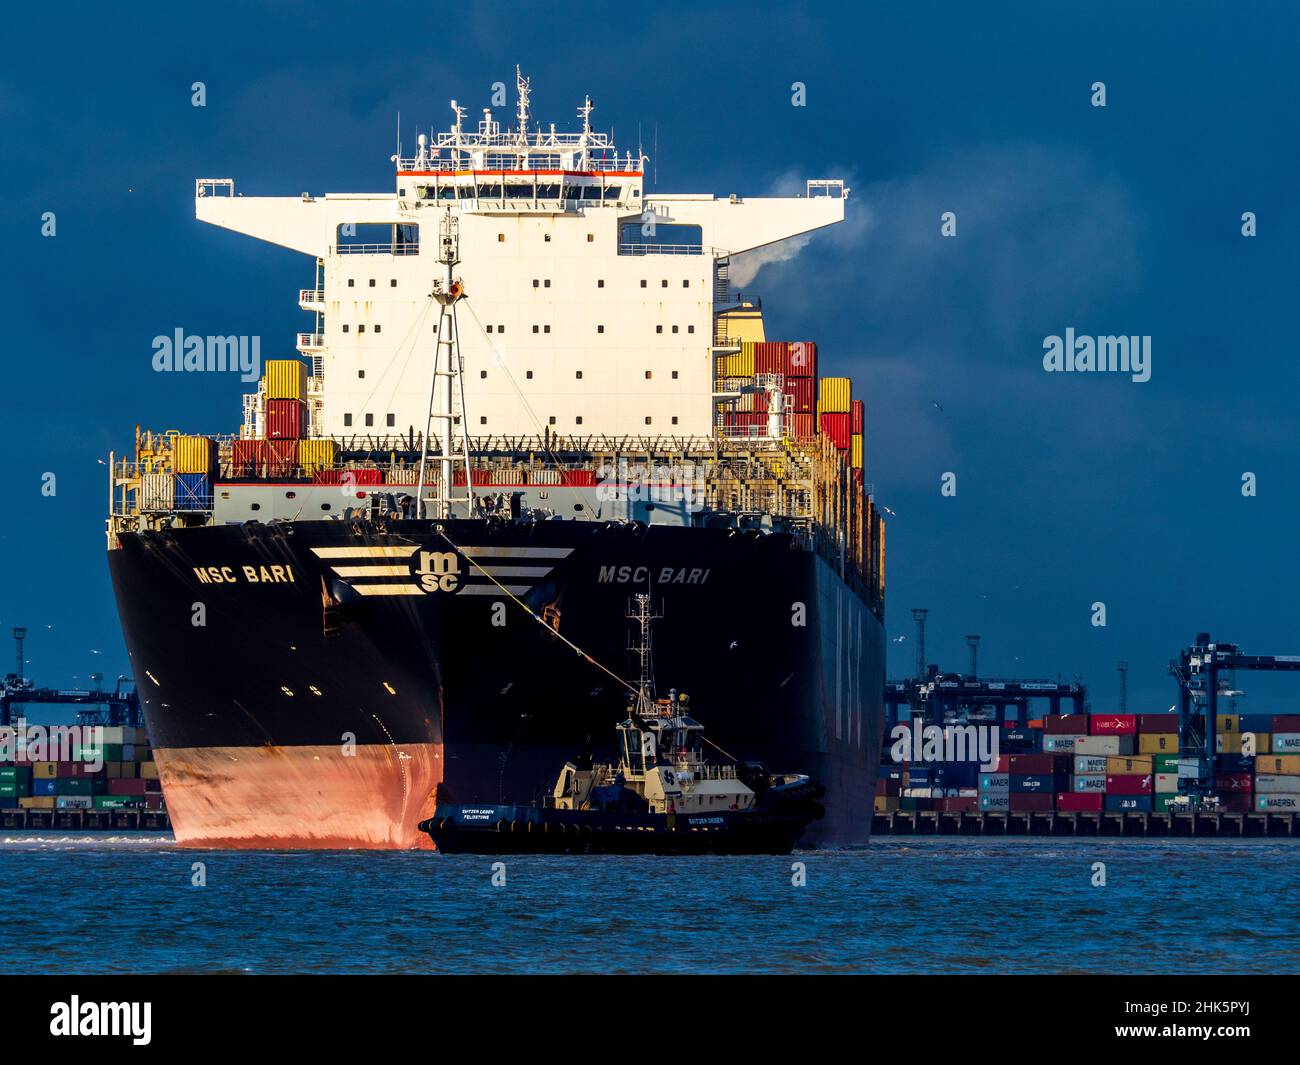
107, 518, 884, 848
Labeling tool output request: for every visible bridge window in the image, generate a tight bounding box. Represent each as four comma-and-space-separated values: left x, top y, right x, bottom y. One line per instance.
335, 223, 419, 254
618, 223, 703, 256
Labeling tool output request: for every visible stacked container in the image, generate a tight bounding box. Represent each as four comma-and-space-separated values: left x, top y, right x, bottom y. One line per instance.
3, 725, 164, 813
265, 358, 308, 441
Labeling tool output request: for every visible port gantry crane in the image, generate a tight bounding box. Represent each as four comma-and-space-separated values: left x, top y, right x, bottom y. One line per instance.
1171, 632, 1300, 796
1, 627, 143, 728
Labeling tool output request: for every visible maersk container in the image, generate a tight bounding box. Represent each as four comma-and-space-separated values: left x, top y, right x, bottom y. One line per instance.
1257, 794, 1300, 812
265, 359, 308, 401
1072, 774, 1106, 793
1106, 774, 1153, 795
1271, 733, 1300, 752
173, 435, 217, 475
1042, 735, 1078, 753
979, 793, 1010, 811
978, 774, 1009, 792
140, 472, 174, 512
173, 473, 212, 511
1104, 795, 1152, 813
1074, 755, 1109, 775
1254, 774, 1300, 794
1177, 759, 1202, 779
55, 796, 91, 810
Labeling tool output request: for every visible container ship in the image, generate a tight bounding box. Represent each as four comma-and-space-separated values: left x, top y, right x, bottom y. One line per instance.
105, 71, 886, 849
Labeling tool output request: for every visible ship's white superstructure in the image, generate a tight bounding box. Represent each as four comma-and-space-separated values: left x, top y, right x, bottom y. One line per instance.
195, 69, 847, 441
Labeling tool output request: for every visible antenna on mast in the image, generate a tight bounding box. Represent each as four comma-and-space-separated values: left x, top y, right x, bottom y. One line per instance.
515, 65, 531, 140
627, 593, 662, 717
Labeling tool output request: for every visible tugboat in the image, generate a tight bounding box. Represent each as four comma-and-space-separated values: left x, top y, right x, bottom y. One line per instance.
419, 594, 825, 854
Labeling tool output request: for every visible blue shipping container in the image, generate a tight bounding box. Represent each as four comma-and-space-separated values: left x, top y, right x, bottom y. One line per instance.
0, 797, 16, 809
1104, 794, 1153, 813
32, 779, 57, 796
1010, 774, 1061, 793
979, 774, 1010, 791
1239, 714, 1274, 734
1000, 729, 1041, 752
173, 473, 213, 511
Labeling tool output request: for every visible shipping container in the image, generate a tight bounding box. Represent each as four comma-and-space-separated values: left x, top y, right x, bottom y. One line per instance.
1042, 714, 1089, 735
1256, 794, 1300, 812
1137, 713, 1179, 734
173, 435, 217, 475
265, 359, 308, 401
751, 341, 788, 375
1271, 715, 1300, 732
31, 762, 57, 779
0, 766, 31, 784
819, 412, 851, 449
19, 796, 55, 810
979, 793, 1010, 811
173, 473, 212, 510
52, 778, 105, 796
1106, 755, 1154, 775
1217, 714, 1240, 734
1074, 755, 1109, 775
850, 399, 864, 435
1010, 774, 1061, 793
1153, 772, 1179, 793
1153, 795, 1178, 813
1217, 754, 1255, 773
1214, 772, 1253, 793
297, 438, 340, 475
850, 434, 863, 469
978, 774, 1009, 792
1008, 793, 1054, 812
1072, 774, 1106, 793
874, 778, 900, 797
1239, 714, 1275, 734
30, 779, 56, 796
999, 729, 1040, 752
266, 398, 305, 440
55, 795, 91, 809
1007, 754, 1063, 774
1074, 735, 1132, 756
1219, 794, 1254, 813
1089, 714, 1137, 735
140, 472, 175, 512
817, 376, 851, 414
786, 340, 817, 377
873, 795, 899, 814
1042, 735, 1078, 752
941, 796, 979, 813
1254, 774, 1300, 794
1138, 732, 1179, 754
788, 412, 815, 439
1218, 732, 1269, 754
1104, 795, 1152, 813
230, 438, 267, 477
1255, 755, 1300, 776
1271, 733, 1300, 753
1057, 792, 1103, 812
1106, 774, 1153, 795
314, 467, 385, 486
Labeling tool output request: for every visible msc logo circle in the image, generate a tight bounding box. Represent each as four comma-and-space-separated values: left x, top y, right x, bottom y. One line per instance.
412, 549, 463, 594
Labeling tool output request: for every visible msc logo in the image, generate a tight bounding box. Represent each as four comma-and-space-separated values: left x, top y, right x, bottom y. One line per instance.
414, 550, 462, 593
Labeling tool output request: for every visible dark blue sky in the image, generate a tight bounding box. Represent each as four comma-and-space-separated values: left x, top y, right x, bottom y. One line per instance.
3, 2, 1298, 713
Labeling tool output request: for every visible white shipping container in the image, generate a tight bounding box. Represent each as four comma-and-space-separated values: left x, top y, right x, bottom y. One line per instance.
1074, 755, 1109, 774
1271, 733, 1300, 752
1074, 735, 1136, 756
1254, 774, 1300, 794
1154, 772, 1180, 793
140, 472, 174, 512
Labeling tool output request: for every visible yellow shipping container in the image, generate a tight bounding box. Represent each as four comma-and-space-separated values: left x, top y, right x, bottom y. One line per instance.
266, 359, 308, 401
873, 796, 899, 814
140, 762, 160, 780
1217, 714, 1239, 734
851, 434, 863, 469
173, 435, 216, 475
297, 438, 340, 475
727, 347, 755, 378
1139, 733, 1179, 754
1218, 732, 1269, 755
818, 376, 851, 415
32, 761, 57, 779
1256, 755, 1300, 775
19, 796, 55, 810
1106, 755, 1153, 775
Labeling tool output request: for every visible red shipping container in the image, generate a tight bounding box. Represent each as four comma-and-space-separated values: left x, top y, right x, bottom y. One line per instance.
231, 438, 266, 476
785, 340, 817, 377
753, 341, 788, 375
1043, 714, 1089, 735
1008, 793, 1054, 812
108, 778, 147, 796
1215, 773, 1253, 793
1106, 774, 1153, 795
54, 762, 87, 777
995, 754, 1011, 773
850, 399, 864, 435
1057, 792, 1104, 812
942, 796, 979, 813
560, 469, 596, 487
1137, 714, 1179, 734
786, 377, 815, 413
1027, 718, 1044, 729
819, 412, 851, 449
144, 794, 164, 810
1089, 714, 1137, 735
1219, 794, 1253, 813
874, 778, 900, 797
789, 413, 815, 439
144, 778, 162, 793
1272, 715, 1300, 732
1008, 754, 1055, 774
266, 399, 304, 440
313, 468, 384, 486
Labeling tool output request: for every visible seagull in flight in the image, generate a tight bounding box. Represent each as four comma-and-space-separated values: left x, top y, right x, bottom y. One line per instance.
932, 400, 944, 413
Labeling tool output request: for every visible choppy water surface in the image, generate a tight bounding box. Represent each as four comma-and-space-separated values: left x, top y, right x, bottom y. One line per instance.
1, 834, 1294, 974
